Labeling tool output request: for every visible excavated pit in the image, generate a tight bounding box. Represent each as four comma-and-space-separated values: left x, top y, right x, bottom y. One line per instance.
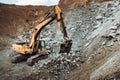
1, 0, 120, 80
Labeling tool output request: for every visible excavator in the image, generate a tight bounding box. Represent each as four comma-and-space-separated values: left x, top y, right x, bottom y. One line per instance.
83, 0, 88, 7
11, 6, 72, 66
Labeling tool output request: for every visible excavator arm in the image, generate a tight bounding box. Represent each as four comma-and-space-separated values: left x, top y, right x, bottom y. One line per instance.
29, 12, 56, 50
55, 6, 68, 40
55, 6, 72, 53
29, 6, 72, 53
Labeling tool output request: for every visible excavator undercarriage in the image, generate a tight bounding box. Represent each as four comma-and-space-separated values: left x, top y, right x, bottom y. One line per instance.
11, 6, 72, 66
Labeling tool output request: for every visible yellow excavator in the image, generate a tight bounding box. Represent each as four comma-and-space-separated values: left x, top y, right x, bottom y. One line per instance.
83, 0, 88, 7
11, 6, 72, 66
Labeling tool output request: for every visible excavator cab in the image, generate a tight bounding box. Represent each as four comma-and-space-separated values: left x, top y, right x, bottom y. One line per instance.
11, 40, 46, 64
12, 39, 46, 54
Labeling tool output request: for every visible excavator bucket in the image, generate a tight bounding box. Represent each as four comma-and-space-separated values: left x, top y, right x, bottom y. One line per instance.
59, 40, 72, 53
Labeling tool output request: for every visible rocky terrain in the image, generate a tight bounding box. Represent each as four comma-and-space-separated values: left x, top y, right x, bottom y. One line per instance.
0, 0, 120, 80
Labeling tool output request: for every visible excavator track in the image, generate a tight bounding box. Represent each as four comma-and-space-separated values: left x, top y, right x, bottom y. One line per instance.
11, 54, 30, 63
11, 53, 48, 66
27, 54, 48, 66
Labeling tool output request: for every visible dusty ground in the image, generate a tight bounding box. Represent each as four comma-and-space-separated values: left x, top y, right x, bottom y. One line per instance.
1, 0, 120, 80
0, 4, 50, 80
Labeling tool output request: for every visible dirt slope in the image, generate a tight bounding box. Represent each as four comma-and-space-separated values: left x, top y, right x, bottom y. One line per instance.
0, 5, 49, 36
1, 0, 120, 80
67, 0, 120, 80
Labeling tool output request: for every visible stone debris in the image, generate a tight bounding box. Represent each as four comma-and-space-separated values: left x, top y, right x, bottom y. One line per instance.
14, 0, 120, 79
110, 26, 118, 30
96, 14, 103, 20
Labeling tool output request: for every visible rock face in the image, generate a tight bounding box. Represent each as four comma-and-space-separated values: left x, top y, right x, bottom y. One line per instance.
58, 0, 112, 9
1, 0, 120, 80
67, 0, 120, 80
